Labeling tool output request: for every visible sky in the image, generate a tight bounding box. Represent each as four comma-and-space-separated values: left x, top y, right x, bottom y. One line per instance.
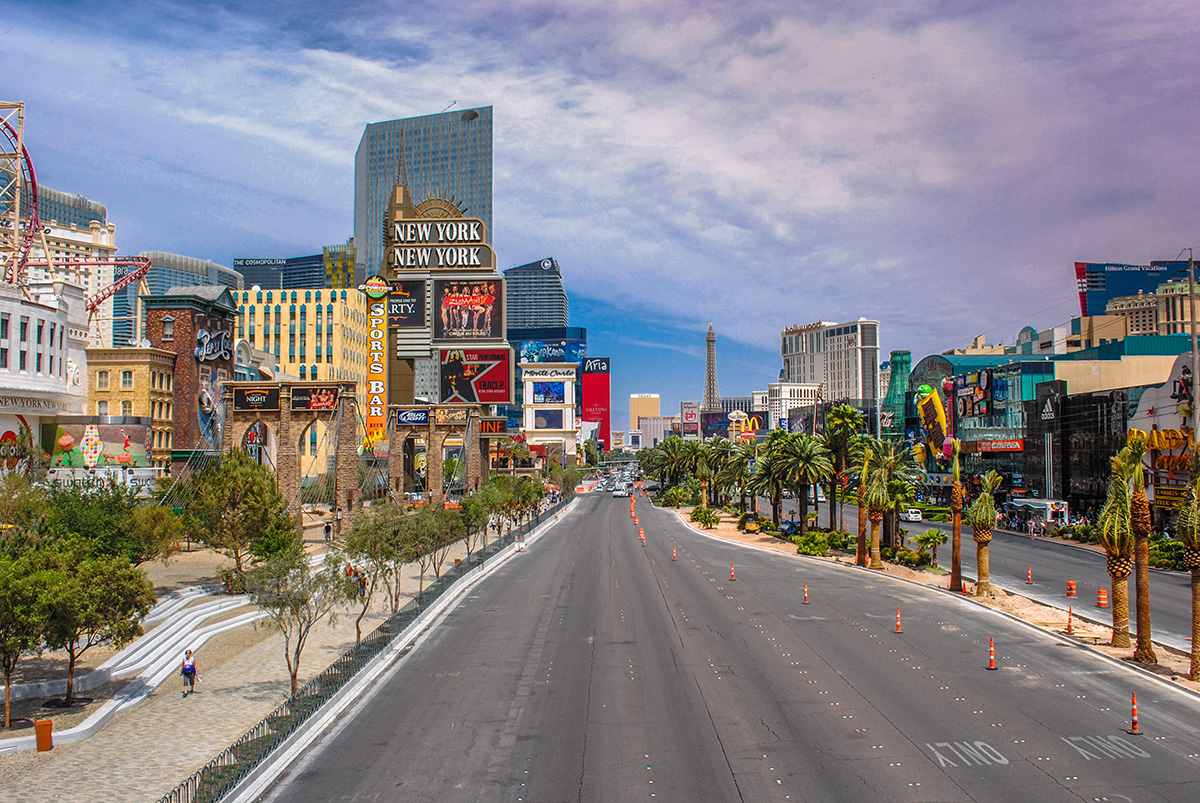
3, 0, 1198, 430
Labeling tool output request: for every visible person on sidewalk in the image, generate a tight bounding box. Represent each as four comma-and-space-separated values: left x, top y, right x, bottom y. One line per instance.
181, 649, 198, 697
324, 521, 333, 542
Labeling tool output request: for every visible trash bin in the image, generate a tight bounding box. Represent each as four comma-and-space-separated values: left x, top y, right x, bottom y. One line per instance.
34, 719, 53, 752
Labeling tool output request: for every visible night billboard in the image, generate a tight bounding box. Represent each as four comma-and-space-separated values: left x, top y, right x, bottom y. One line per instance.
434, 280, 502, 339
439, 348, 512, 404
388, 280, 426, 329
233, 387, 280, 411
581, 357, 611, 450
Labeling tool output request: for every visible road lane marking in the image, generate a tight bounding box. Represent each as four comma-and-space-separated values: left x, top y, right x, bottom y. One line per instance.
924, 741, 1010, 767
1060, 736, 1151, 760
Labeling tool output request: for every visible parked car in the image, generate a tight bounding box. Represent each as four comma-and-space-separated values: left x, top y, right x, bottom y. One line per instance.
900, 508, 923, 523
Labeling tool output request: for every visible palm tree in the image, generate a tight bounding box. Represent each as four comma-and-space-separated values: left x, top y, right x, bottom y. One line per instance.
964, 470, 1003, 596
867, 438, 921, 551
914, 528, 949, 568
1125, 435, 1156, 664
862, 457, 891, 570
659, 436, 686, 487
825, 405, 863, 530
747, 451, 786, 527
948, 439, 965, 593
1096, 452, 1135, 648
695, 449, 713, 510
888, 479, 918, 550
706, 438, 733, 507
778, 434, 833, 540
851, 436, 874, 567
718, 441, 756, 514
1172, 456, 1200, 680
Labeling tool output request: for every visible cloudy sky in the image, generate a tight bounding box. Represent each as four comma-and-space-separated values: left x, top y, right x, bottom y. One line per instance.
3, 0, 1198, 429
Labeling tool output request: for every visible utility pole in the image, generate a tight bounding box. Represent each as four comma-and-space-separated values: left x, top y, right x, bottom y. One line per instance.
1190, 248, 1198, 442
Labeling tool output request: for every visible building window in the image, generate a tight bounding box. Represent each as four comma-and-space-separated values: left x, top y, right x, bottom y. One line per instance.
166, 374, 172, 391
98, 370, 110, 389
0, 348, 6, 369
19, 317, 28, 341
122, 400, 133, 416
98, 400, 108, 415
162, 318, 174, 340
0, 314, 7, 340
121, 370, 133, 388
19, 350, 25, 371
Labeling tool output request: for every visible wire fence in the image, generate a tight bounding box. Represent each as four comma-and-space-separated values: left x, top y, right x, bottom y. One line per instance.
155, 495, 570, 803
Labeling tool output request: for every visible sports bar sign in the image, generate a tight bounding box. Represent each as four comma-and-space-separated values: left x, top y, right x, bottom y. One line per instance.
390, 219, 494, 269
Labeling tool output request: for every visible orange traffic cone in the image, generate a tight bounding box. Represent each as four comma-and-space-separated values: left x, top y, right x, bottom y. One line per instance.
986, 637, 997, 670
895, 607, 902, 634
672, 545, 677, 561
1026, 565, 1033, 584
803, 582, 809, 604
1128, 691, 1141, 735
1066, 606, 1074, 635
1097, 589, 1109, 608
730, 563, 736, 581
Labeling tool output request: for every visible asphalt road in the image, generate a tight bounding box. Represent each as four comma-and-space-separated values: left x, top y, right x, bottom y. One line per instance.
267, 493, 1200, 802
768, 497, 1196, 651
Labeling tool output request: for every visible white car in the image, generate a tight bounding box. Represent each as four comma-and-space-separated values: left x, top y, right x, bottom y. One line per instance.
900, 508, 923, 523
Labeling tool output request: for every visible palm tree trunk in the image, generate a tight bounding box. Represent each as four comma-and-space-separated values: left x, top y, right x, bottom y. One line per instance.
975, 538, 991, 596
857, 498, 867, 567
699, 481, 708, 509
799, 485, 809, 539
931, 544, 939, 568
1191, 567, 1200, 681
1133, 533, 1157, 663
1110, 573, 1132, 648
869, 513, 883, 570
772, 491, 781, 527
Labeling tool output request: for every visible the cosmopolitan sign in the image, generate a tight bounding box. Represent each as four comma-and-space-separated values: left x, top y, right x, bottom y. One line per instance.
391, 219, 494, 269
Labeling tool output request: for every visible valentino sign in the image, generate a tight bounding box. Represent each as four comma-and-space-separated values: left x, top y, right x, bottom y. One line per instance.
390, 219, 495, 269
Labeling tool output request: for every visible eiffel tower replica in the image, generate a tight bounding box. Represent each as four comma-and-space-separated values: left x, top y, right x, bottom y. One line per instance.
702, 323, 720, 412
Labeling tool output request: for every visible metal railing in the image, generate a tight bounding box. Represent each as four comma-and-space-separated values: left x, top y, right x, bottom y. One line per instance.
156, 496, 570, 803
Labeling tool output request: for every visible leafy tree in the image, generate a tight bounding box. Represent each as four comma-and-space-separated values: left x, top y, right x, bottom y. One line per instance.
458, 494, 489, 558
913, 528, 949, 568
182, 450, 299, 585
1097, 452, 1135, 648
42, 480, 141, 563
341, 503, 411, 636
124, 503, 183, 565
247, 552, 352, 694
39, 548, 155, 704
0, 473, 45, 537
964, 471, 1003, 596
0, 553, 49, 728
1124, 435, 1156, 664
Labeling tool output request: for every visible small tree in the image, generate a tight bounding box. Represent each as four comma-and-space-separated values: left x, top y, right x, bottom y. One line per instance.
458, 494, 488, 558
124, 503, 184, 565
964, 471, 1003, 596
184, 450, 298, 586
913, 528, 949, 568
41, 550, 155, 704
247, 551, 352, 694
43, 479, 140, 562
0, 553, 48, 728
341, 503, 410, 639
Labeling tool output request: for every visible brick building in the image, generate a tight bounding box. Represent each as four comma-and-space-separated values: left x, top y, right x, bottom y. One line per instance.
86, 346, 176, 469
142, 286, 237, 476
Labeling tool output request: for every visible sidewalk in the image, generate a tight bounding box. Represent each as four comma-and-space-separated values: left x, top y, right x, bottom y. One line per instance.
0, 525, 505, 802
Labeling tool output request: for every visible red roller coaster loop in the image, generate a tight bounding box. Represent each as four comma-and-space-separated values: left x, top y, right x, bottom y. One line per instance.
1, 113, 41, 285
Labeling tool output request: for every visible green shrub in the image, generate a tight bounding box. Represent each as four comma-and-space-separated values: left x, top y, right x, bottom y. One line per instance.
1149, 539, 1185, 570
825, 530, 849, 552
793, 531, 829, 556
930, 513, 949, 522
661, 487, 688, 508
881, 547, 895, 562
689, 507, 721, 529
895, 548, 923, 567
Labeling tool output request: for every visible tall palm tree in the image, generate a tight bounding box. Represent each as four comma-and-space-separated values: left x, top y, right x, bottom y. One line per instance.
964, 470, 1003, 596
948, 439, 964, 593
825, 405, 863, 530
747, 451, 786, 527
718, 441, 756, 514
889, 479, 918, 550
778, 434, 833, 540
851, 436, 874, 567
868, 438, 922, 551
1125, 435, 1156, 664
695, 448, 713, 510
1096, 452, 1135, 648
706, 438, 733, 507
659, 436, 686, 487
1173, 455, 1200, 680
862, 457, 891, 570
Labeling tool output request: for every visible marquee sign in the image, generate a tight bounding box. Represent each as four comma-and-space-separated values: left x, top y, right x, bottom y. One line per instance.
522, 367, 576, 379
479, 417, 508, 437
233, 387, 280, 411
390, 219, 494, 269
363, 287, 389, 444
195, 328, 233, 363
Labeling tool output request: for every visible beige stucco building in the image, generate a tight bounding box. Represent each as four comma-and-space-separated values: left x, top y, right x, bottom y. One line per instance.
86, 346, 176, 469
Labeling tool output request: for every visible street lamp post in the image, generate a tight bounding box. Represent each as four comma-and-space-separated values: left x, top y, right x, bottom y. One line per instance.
1189, 248, 1198, 441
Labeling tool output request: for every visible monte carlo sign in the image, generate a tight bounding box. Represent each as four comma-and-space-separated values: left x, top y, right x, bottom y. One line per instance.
391, 219, 494, 269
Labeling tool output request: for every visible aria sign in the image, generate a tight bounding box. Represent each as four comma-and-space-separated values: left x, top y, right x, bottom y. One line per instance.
195, 329, 232, 363
390, 219, 494, 269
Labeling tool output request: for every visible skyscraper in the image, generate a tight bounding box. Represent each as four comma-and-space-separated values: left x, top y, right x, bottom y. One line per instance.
505, 258, 567, 329
702, 323, 720, 411
113, 252, 242, 347
354, 107, 493, 279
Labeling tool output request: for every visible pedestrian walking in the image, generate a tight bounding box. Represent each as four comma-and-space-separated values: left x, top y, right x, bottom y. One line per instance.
324, 521, 333, 542
181, 649, 198, 697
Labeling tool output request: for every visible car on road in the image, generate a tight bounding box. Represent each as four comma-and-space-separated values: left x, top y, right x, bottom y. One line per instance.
899, 508, 923, 522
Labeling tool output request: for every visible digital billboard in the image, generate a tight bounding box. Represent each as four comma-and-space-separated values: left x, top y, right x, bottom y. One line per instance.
701, 410, 767, 438
534, 409, 564, 429
532, 382, 565, 404
290, 386, 340, 411
439, 348, 512, 404
434, 280, 502, 339
388, 280, 426, 329
519, 339, 587, 364
581, 357, 611, 450
681, 401, 700, 437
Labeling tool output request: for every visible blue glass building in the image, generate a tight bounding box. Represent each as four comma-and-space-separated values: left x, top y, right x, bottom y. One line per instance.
111, 252, 242, 346
1075, 261, 1188, 316
234, 254, 326, 290
354, 107, 493, 278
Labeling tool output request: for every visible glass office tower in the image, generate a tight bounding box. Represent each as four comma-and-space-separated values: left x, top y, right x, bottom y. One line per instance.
354, 107, 493, 279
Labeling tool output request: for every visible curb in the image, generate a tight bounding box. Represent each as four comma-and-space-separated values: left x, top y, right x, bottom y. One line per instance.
667, 508, 1200, 704
224, 499, 578, 803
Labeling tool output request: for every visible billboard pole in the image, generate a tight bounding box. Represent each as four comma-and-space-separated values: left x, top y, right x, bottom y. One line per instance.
1190, 248, 1198, 443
